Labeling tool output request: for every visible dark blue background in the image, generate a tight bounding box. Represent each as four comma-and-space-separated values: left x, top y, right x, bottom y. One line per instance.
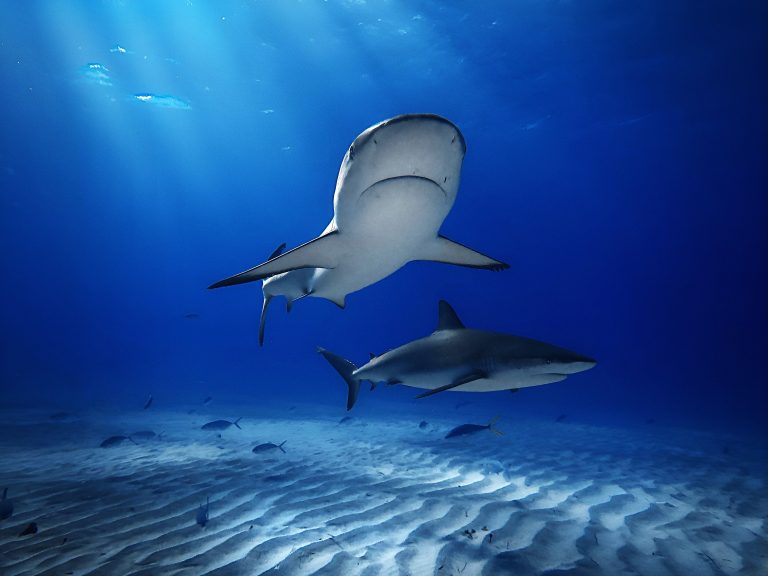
1, 1, 765, 437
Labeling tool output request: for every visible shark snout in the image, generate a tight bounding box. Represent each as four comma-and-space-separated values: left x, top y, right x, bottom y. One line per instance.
563, 354, 597, 374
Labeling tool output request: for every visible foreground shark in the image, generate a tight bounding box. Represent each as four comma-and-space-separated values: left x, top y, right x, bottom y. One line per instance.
319, 301, 596, 410
208, 114, 508, 345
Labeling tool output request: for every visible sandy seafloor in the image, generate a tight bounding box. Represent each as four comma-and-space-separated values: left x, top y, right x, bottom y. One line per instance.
0, 403, 765, 576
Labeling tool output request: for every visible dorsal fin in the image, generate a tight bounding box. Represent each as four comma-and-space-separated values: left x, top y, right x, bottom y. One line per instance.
267, 242, 287, 261
369, 352, 376, 360
436, 300, 465, 331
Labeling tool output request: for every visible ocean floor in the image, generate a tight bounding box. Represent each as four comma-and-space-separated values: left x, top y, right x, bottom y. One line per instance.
0, 405, 765, 576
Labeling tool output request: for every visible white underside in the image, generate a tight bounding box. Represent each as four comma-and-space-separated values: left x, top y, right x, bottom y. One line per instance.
394, 370, 568, 393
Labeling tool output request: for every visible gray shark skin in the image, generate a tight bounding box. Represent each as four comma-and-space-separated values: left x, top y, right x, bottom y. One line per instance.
319, 301, 596, 410
208, 114, 508, 345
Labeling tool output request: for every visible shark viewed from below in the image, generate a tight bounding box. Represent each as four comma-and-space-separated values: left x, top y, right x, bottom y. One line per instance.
208, 114, 508, 345
319, 301, 596, 410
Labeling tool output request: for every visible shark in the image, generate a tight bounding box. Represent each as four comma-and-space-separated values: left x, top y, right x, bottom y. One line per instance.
208, 114, 508, 345
318, 300, 596, 410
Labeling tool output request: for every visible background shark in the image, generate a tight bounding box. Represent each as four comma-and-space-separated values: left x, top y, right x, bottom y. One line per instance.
319, 301, 596, 410
209, 114, 508, 344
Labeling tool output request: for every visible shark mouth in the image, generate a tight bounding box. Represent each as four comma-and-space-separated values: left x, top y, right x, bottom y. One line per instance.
361, 175, 449, 201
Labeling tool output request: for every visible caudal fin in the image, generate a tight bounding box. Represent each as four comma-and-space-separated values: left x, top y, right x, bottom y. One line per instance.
278, 440, 287, 453
234, 417, 242, 430
317, 348, 361, 410
488, 415, 504, 436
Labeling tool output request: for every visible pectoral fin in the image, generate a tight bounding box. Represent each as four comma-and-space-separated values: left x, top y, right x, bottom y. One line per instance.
209, 231, 341, 288
415, 369, 488, 399
414, 235, 508, 271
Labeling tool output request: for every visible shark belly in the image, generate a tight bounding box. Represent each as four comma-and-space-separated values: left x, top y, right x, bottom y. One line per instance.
312, 176, 451, 304
398, 369, 569, 393
337, 176, 449, 240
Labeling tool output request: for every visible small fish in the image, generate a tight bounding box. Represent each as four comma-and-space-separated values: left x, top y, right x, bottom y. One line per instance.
0, 487, 13, 521
134, 93, 191, 110
555, 414, 567, 423
445, 417, 503, 439
18, 522, 37, 536
130, 430, 158, 440
252, 441, 286, 454
100, 435, 138, 448
418, 420, 429, 429
202, 396, 212, 405
337, 416, 353, 425
184, 313, 200, 319
201, 418, 242, 431
80, 63, 111, 86
196, 497, 209, 528
646, 418, 657, 424
143, 395, 153, 410
49, 411, 72, 421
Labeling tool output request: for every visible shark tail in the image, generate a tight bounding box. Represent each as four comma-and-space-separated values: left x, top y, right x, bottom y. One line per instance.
318, 347, 361, 410
259, 295, 272, 346
234, 417, 242, 430
278, 440, 287, 453
488, 416, 503, 436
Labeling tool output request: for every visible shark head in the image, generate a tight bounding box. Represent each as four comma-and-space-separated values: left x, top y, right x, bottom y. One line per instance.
492, 335, 597, 381
531, 346, 596, 377
333, 114, 466, 214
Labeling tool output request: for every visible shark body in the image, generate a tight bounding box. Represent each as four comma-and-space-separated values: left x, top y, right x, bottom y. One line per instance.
319, 301, 596, 410
208, 114, 508, 344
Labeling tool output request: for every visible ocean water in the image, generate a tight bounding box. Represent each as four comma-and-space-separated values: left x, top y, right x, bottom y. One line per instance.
0, 1, 766, 575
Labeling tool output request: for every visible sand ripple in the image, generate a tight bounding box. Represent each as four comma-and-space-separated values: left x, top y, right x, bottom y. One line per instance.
0, 410, 765, 575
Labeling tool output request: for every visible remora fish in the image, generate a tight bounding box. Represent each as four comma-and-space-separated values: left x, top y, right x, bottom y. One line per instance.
319, 300, 596, 410
208, 114, 508, 345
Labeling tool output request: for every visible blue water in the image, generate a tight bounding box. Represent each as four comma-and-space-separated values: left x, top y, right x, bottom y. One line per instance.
1, 0, 766, 437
